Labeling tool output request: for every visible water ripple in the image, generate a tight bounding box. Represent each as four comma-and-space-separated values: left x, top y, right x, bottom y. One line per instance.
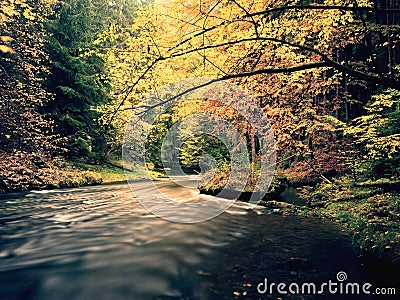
0, 182, 367, 300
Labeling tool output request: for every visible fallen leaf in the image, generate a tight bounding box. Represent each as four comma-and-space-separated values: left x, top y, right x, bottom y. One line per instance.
0, 45, 15, 54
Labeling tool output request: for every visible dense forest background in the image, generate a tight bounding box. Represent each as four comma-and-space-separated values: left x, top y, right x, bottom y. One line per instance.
1, 0, 399, 183
1, 0, 400, 273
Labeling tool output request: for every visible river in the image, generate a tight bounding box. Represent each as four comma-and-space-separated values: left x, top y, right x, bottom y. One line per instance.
0, 179, 383, 299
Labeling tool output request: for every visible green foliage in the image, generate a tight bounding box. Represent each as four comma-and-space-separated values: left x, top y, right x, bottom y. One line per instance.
44, 0, 112, 160
145, 101, 231, 171
145, 112, 173, 168
345, 88, 400, 180
0, 0, 58, 154
179, 134, 230, 171
299, 180, 400, 266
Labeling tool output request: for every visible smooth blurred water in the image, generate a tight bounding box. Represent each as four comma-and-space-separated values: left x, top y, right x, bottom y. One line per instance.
0, 180, 370, 299
279, 187, 307, 206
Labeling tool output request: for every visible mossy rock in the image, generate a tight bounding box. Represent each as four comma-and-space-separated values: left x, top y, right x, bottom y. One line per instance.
199, 176, 288, 202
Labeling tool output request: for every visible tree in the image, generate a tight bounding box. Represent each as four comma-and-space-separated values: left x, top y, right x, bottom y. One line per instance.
0, 0, 55, 154
93, 0, 399, 183
109, 0, 400, 104
345, 87, 400, 180
44, 0, 112, 160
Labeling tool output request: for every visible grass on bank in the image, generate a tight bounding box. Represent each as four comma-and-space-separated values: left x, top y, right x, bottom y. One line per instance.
0, 151, 167, 194
73, 160, 166, 183
0, 151, 103, 193
294, 178, 400, 277
254, 176, 400, 281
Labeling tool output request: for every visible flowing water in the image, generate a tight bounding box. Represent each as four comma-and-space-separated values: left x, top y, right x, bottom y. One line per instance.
0, 179, 380, 299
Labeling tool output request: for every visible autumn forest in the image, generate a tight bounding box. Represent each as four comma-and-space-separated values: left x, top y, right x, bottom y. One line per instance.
1, 0, 400, 293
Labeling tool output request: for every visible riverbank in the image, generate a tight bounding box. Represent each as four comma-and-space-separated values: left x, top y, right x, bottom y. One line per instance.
195, 165, 399, 283
71, 161, 166, 184
198, 164, 288, 200
0, 151, 102, 194
312, 191, 400, 286
301, 179, 399, 282
0, 152, 165, 194
261, 178, 400, 285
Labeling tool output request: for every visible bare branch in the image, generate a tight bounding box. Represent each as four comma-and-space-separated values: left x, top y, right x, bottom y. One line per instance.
230, 0, 259, 37
167, 37, 400, 90
108, 4, 400, 121
138, 62, 328, 112
164, 4, 400, 58
244, 5, 400, 19
106, 58, 161, 128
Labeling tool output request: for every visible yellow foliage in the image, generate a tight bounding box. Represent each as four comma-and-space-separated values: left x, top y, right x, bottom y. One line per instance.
0, 44, 15, 54
22, 8, 35, 21
94, 0, 377, 149
0, 35, 13, 42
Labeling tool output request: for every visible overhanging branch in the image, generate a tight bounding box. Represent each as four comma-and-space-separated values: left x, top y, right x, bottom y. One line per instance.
244, 5, 400, 19
108, 4, 400, 121
167, 37, 400, 90
138, 62, 329, 111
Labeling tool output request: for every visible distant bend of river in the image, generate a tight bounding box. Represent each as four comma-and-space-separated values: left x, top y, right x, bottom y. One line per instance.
0, 179, 379, 299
